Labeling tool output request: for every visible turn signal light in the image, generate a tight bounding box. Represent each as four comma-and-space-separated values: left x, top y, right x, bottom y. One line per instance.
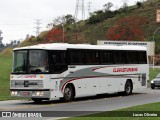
40, 75, 44, 78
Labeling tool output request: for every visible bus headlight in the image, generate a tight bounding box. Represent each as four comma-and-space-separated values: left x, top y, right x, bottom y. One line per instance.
32, 91, 44, 96
11, 91, 18, 95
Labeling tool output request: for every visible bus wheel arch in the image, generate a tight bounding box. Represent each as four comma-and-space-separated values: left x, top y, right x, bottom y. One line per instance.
61, 83, 75, 102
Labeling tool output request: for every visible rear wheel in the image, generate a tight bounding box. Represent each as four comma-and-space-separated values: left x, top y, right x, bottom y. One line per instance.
32, 98, 42, 103
124, 80, 133, 95
62, 85, 74, 102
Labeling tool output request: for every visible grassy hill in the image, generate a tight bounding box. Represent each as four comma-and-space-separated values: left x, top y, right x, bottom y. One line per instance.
28, 0, 160, 44
77, 0, 158, 44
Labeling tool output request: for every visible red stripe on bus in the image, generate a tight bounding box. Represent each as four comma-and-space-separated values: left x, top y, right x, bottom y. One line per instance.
61, 65, 138, 91
61, 76, 102, 91
61, 74, 140, 91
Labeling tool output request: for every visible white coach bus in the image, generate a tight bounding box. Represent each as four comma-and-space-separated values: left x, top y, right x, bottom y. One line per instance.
10, 43, 149, 103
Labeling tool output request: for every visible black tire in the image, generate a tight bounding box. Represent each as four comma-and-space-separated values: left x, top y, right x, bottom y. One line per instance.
124, 80, 132, 95
151, 86, 155, 89
151, 84, 155, 89
32, 98, 42, 103
62, 85, 74, 102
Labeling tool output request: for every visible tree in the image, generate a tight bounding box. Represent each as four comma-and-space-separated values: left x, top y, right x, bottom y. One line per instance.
47, 14, 75, 29
153, 33, 160, 54
10, 40, 13, 46
87, 10, 116, 24
65, 14, 75, 25
103, 2, 113, 11
106, 16, 148, 41
45, 28, 67, 43
121, 0, 128, 12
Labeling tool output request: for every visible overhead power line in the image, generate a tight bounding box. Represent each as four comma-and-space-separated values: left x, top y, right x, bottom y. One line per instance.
34, 19, 42, 37
75, 0, 85, 21
88, 2, 91, 18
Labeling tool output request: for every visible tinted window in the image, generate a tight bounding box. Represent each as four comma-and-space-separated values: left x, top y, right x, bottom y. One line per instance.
68, 49, 100, 65
138, 51, 147, 64
113, 51, 126, 64
68, 50, 84, 64
67, 49, 147, 65
85, 50, 99, 64
50, 51, 67, 74
100, 51, 113, 64
126, 51, 138, 64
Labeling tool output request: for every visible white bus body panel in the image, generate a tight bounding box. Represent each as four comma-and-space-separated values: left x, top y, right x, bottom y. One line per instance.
10, 64, 148, 99
53, 64, 149, 98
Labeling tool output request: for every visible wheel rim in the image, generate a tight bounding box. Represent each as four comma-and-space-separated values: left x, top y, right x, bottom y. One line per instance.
126, 82, 131, 93
64, 87, 72, 99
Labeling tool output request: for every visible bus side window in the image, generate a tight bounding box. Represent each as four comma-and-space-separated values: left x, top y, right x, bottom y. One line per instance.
68, 50, 84, 65
50, 51, 68, 74
100, 51, 113, 64
113, 51, 126, 64
51, 55, 56, 64
138, 51, 147, 64
84, 50, 100, 65
126, 51, 138, 64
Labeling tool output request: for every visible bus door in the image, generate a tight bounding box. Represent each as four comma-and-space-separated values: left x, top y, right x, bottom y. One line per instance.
49, 51, 67, 98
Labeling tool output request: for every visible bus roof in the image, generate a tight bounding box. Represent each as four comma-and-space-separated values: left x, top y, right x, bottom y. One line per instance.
13, 43, 147, 51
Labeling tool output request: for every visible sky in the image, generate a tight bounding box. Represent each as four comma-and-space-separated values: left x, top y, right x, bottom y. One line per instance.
0, 0, 143, 44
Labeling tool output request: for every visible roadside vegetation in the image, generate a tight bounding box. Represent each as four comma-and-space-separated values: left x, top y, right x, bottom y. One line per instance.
0, 54, 23, 100
149, 68, 160, 80
0, 55, 13, 100
64, 102, 160, 120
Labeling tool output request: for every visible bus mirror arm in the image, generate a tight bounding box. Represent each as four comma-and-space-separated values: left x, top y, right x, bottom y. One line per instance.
70, 71, 74, 73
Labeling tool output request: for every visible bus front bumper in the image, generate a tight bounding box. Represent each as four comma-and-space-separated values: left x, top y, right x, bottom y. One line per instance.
10, 89, 50, 98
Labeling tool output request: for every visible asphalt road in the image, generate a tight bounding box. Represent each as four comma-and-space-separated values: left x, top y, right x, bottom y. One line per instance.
1, 88, 160, 119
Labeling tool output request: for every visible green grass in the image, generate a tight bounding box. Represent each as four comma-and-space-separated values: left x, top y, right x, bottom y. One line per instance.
0, 55, 12, 99
0, 55, 21, 100
149, 68, 160, 81
64, 102, 160, 120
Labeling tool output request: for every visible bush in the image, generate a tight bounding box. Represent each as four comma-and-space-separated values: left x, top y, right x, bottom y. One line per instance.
87, 10, 116, 24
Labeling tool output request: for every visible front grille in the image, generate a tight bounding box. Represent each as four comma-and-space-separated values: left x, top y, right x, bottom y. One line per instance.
154, 81, 160, 84
11, 80, 43, 88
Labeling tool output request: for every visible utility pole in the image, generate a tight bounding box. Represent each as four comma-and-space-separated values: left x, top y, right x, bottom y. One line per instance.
0, 30, 3, 44
75, 0, 85, 21
34, 20, 42, 37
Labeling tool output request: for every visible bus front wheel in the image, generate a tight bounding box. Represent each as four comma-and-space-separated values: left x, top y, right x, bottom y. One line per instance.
32, 98, 42, 103
62, 84, 74, 102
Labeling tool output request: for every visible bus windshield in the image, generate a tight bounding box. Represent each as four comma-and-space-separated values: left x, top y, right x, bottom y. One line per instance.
13, 50, 49, 73
13, 50, 27, 73
29, 50, 48, 73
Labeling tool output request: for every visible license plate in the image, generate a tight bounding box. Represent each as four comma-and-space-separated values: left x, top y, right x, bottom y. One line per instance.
22, 92, 29, 95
